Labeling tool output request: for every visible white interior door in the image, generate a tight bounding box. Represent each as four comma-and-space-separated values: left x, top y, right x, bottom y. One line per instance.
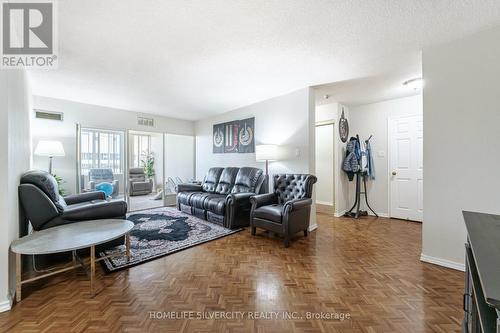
389, 115, 423, 222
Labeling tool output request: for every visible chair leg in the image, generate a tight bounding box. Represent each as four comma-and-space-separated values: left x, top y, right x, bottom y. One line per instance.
284, 236, 290, 248
304, 229, 308, 237
251, 227, 256, 236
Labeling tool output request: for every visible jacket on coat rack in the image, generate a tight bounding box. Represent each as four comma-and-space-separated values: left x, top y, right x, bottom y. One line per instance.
366, 140, 375, 180
342, 137, 360, 181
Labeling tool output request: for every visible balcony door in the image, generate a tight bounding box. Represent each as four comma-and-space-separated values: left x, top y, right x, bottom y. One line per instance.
76, 125, 126, 201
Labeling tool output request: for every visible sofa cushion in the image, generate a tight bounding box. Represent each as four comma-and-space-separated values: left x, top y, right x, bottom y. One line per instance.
189, 192, 212, 209
202, 167, 224, 193
204, 195, 227, 215
253, 204, 283, 223
231, 167, 264, 193
215, 167, 239, 194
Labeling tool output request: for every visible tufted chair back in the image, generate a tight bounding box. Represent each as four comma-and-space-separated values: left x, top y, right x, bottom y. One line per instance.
202, 167, 224, 193
273, 174, 318, 204
215, 167, 239, 195
231, 167, 265, 194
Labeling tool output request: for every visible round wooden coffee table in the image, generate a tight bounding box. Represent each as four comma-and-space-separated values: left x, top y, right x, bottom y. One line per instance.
10, 219, 134, 301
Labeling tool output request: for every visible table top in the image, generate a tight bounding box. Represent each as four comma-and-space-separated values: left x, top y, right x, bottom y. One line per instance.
11, 219, 134, 255
463, 211, 500, 309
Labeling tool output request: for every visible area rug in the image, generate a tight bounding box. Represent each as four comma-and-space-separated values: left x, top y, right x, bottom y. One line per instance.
99, 207, 242, 272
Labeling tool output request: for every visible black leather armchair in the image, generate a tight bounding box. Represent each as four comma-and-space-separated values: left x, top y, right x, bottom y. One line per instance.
18, 170, 128, 249
250, 174, 317, 247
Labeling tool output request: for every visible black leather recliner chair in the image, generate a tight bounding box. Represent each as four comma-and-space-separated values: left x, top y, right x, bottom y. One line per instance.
176, 167, 266, 229
19, 170, 128, 248
250, 174, 317, 247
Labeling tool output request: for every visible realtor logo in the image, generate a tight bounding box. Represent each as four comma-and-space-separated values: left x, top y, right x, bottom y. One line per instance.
1, 0, 57, 68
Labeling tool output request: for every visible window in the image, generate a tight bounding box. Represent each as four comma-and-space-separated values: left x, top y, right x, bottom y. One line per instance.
80, 129, 123, 173
132, 134, 151, 167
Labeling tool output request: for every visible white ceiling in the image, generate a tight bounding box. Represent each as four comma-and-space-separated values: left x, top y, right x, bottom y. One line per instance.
29, 0, 500, 120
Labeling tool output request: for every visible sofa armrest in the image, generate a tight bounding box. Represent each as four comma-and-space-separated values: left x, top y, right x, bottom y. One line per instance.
62, 200, 127, 221
177, 183, 203, 193
226, 192, 254, 208
64, 191, 106, 205
283, 198, 312, 213
249, 193, 278, 209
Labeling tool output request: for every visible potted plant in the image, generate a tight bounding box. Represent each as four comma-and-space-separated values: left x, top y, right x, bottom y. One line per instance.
141, 152, 156, 189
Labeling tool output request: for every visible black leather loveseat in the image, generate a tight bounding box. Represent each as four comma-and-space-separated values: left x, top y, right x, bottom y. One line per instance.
176, 167, 266, 229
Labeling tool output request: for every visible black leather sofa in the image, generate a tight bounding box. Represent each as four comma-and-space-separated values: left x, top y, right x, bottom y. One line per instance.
18, 170, 128, 248
176, 167, 266, 229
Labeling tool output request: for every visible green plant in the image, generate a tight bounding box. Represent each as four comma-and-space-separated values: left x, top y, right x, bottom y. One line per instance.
52, 174, 66, 196
141, 152, 155, 179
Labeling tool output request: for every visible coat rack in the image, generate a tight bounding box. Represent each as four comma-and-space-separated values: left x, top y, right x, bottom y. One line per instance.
344, 135, 378, 219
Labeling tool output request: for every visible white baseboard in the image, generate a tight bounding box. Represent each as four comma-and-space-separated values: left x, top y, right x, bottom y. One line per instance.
316, 201, 333, 206
368, 212, 389, 218
334, 210, 346, 218
420, 254, 465, 271
0, 295, 12, 313
308, 224, 318, 232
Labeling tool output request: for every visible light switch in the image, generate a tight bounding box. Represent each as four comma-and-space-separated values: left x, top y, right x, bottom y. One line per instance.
378, 151, 385, 158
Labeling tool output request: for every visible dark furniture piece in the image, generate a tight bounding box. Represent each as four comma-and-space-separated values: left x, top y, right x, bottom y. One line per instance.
88, 168, 119, 198
18, 170, 128, 249
176, 167, 266, 229
463, 211, 500, 332
128, 167, 153, 196
250, 174, 317, 247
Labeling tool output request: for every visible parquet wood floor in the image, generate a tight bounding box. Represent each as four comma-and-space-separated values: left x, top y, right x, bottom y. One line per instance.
0, 213, 464, 333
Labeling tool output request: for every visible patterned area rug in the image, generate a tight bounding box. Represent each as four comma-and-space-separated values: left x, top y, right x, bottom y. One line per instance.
100, 207, 242, 272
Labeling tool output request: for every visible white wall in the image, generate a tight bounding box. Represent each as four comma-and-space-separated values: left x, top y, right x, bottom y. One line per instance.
32, 96, 195, 195
165, 134, 195, 187
0, 70, 32, 312
195, 88, 317, 228
348, 95, 422, 217
422, 25, 500, 270
315, 103, 350, 216
315, 124, 334, 205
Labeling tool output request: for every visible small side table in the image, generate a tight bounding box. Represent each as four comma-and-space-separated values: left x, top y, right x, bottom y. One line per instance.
10, 219, 134, 301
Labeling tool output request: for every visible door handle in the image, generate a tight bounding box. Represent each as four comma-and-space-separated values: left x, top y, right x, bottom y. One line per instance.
392, 171, 397, 176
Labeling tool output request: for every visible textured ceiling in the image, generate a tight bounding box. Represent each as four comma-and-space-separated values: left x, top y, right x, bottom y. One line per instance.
29, 0, 500, 120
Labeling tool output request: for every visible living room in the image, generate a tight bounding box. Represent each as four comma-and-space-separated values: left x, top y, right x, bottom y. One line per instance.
1, 1, 500, 332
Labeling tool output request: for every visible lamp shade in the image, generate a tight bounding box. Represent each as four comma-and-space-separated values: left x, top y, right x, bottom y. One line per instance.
34, 140, 65, 157
256, 144, 279, 162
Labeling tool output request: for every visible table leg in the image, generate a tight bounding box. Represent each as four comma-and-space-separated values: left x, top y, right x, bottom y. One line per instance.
90, 245, 95, 297
125, 233, 131, 261
16, 253, 21, 302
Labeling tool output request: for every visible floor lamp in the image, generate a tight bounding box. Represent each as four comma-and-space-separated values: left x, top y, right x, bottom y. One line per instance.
256, 144, 279, 192
34, 140, 65, 174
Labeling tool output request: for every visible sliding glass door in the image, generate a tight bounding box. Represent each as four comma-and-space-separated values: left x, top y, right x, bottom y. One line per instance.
127, 130, 165, 212
76, 125, 126, 200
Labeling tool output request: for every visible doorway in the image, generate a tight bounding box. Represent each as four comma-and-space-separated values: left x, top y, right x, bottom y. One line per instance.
389, 115, 423, 222
127, 130, 165, 212
315, 121, 335, 215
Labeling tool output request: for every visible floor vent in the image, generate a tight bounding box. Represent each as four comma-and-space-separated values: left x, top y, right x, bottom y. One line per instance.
34, 109, 63, 121
138, 116, 154, 127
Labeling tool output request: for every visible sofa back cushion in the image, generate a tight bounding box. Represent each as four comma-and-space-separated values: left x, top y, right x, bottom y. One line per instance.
231, 167, 264, 193
273, 174, 318, 203
202, 167, 224, 193
129, 167, 146, 182
20, 170, 67, 211
215, 167, 239, 194
89, 168, 114, 183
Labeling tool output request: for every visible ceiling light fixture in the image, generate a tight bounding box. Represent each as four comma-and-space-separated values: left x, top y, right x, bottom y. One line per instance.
403, 78, 424, 90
